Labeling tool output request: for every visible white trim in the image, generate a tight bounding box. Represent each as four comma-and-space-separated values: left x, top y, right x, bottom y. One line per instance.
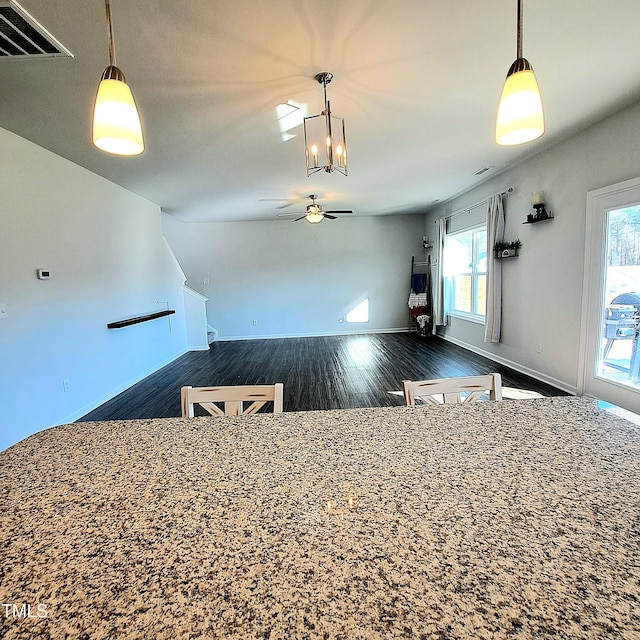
447, 311, 485, 326
59, 347, 189, 424
216, 327, 409, 342
578, 175, 640, 412
445, 224, 487, 320
446, 222, 486, 237
183, 285, 209, 302
439, 332, 576, 395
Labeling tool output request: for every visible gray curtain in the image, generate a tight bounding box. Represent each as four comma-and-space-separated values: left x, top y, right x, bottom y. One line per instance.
432, 217, 447, 333
484, 194, 504, 343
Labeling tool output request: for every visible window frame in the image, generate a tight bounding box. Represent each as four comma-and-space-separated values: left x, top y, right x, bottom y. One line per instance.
445, 224, 487, 325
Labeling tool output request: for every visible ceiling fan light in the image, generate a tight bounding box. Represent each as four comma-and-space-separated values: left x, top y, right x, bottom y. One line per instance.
93, 72, 144, 155
495, 66, 544, 146
305, 211, 324, 224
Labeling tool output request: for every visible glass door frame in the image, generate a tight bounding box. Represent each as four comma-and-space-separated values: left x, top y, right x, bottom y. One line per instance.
578, 176, 640, 413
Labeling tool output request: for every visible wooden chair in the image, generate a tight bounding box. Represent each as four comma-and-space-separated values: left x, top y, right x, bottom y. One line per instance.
181, 383, 284, 417
402, 374, 502, 406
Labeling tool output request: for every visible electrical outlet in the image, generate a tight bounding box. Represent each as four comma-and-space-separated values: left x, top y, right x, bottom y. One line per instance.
253, 320, 259, 326
63, 379, 70, 392
536, 343, 543, 354
203, 277, 210, 285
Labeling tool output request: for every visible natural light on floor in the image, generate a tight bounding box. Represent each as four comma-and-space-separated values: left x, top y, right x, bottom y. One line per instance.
346, 336, 374, 365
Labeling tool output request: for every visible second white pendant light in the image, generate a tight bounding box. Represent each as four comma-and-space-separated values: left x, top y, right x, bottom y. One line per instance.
495, 0, 544, 146
92, 0, 144, 156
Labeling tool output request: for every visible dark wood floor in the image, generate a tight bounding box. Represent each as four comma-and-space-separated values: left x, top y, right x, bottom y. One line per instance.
79, 333, 568, 421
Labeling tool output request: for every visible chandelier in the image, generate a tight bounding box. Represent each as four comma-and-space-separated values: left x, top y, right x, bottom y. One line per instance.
303, 72, 347, 176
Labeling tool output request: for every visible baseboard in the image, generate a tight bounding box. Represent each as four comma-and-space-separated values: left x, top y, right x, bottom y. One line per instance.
439, 333, 577, 395
61, 347, 190, 424
216, 327, 410, 342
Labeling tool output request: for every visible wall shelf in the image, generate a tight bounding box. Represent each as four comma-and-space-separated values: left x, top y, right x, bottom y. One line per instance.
494, 241, 521, 259
107, 309, 175, 330
523, 217, 553, 225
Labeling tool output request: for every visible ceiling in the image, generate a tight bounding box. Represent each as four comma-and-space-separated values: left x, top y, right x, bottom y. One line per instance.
2, 0, 640, 223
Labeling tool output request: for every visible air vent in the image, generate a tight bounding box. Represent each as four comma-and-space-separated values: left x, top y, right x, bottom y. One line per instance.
473, 166, 494, 176
0, 0, 72, 58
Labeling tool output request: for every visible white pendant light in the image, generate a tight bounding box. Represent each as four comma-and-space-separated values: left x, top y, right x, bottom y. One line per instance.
495, 0, 544, 146
92, 0, 144, 155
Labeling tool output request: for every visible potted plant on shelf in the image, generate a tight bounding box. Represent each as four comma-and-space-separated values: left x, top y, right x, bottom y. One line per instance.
494, 239, 522, 258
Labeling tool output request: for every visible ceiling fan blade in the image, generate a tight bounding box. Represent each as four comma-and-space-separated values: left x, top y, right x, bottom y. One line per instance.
323, 214, 337, 220
276, 212, 305, 218
293, 216, 307, 221
325, 210, 353, 214
260, 198, 302, 209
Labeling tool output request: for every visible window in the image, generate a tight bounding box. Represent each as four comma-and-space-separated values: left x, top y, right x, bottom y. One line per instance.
444, 225, 487, 322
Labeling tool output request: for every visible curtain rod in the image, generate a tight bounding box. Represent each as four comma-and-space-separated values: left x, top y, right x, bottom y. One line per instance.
438, 187, 513, 222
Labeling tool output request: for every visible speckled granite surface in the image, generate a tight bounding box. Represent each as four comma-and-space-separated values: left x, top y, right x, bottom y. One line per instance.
1, 397, 639, 639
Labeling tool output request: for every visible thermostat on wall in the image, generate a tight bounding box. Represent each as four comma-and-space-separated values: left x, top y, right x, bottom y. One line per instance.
36, 269, 51, 280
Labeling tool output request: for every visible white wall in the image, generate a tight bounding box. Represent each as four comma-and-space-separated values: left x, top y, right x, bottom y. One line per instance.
426, 99, 640, 392
183, 286, 210, 349
163, 213, 427, 339
0, 128, 189, 451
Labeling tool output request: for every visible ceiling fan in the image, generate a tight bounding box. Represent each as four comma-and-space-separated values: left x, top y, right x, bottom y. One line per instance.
276, 194, 353, 224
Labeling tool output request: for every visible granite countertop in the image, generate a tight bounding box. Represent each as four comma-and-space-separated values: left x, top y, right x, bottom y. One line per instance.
1, 396, 639, 639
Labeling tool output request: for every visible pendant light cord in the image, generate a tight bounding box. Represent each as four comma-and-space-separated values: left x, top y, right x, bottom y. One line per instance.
322, 75, 329, 114
516, 0, 522, 59
105, 0, 116, 67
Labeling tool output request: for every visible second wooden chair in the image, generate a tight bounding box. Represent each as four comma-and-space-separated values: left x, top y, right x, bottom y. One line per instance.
402, 374, 502, 406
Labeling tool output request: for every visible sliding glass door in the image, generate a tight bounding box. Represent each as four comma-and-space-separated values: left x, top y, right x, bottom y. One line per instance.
580, 177, 640, 413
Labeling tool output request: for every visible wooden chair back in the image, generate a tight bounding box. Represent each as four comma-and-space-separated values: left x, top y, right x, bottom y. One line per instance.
181, 383, 284, 417
402, 374, 502, 406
